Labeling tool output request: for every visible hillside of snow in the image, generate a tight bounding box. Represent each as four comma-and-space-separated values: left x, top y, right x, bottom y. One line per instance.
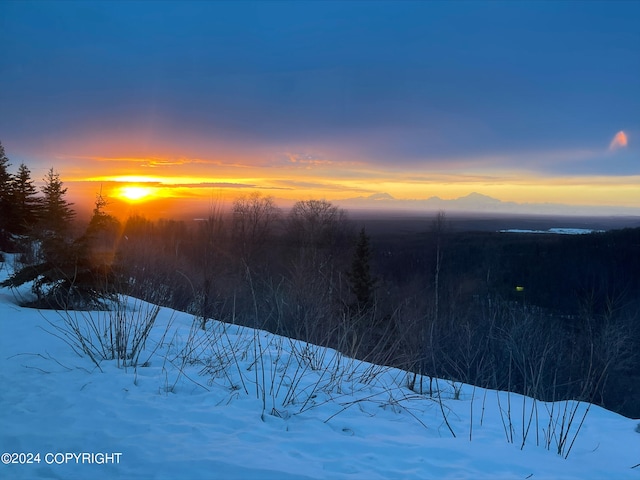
1, 255, 638, 479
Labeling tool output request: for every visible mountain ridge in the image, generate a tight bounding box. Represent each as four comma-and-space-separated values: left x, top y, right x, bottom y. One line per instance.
336, 191, 640, 216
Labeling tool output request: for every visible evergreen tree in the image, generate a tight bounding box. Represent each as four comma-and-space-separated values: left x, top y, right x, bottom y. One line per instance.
81, 189, 121, 269
1, 188, 121, 309
0, 142, 11, 195
347, 227, 376, 309
40, 167, 75, 236
0, 141, 14, 246
72, 190, 122, 302
10, 163, 41, 234
1, 168, 77, 307
86, 189, 112, 234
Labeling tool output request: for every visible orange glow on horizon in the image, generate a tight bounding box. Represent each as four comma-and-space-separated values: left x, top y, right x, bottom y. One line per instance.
58, 143, 640, 218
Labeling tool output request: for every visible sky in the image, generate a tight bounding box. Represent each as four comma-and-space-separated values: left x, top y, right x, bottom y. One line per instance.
1, 1, 639, 217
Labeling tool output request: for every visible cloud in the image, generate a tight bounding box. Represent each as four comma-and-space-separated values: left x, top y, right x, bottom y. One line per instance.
608, 131, 628, 151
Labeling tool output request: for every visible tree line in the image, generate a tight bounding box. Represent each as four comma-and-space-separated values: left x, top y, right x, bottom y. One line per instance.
0, 142, 75, 247
0, 141, 121, 307
1, 140, 638, 418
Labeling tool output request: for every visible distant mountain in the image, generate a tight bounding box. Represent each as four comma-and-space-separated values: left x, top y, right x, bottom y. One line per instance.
337, 192, 640, 216
368, 192, 396, 201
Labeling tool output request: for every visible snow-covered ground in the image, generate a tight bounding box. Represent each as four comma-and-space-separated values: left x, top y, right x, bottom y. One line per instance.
1, 255, 638, 479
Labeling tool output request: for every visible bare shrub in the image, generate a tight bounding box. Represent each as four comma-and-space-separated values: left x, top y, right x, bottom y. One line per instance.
43, 295, 165, 371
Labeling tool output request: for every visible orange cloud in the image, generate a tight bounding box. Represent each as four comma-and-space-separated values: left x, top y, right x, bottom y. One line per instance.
609, 131, 628, 151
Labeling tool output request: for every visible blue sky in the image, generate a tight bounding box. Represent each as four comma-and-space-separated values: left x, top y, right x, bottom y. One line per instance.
0, 1, 638, 211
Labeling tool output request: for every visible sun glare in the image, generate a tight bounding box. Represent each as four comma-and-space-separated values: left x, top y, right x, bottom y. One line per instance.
117, 185, 156, 202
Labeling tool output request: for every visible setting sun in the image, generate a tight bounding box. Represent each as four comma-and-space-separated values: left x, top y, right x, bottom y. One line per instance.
117, 185, 157, 202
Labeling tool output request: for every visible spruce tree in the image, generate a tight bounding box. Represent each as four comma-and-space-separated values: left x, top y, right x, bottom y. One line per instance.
10, 163, 41, 234
1, 186, 121, 309
40, 167, 75, 236
73, 190, 122, 303
0, 141, 11, 197
0, 141, 14, 246
347, 227, 376, 309
81, 189, 121, 269
1, 168, 77, 307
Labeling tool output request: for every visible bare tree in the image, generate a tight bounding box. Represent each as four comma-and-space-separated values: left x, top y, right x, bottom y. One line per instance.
232, 192, 280, 265
193, 201, 228, 329
282, 200, 352, 344
432, 210, 448, 327
414, 211, 449, 394
287, 199, 349, 251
